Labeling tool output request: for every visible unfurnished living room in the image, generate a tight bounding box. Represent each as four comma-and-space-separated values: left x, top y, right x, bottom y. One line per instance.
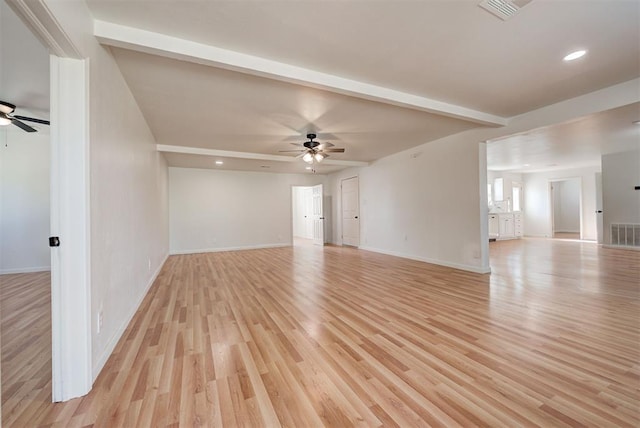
1, 0, 639, 426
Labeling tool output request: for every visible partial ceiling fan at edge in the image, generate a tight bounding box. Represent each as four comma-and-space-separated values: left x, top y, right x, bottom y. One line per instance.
0, 101, 50, 133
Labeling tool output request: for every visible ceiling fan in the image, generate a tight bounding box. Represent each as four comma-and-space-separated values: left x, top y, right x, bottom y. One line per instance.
279, 133, 345, 164
0, 101, 50, 132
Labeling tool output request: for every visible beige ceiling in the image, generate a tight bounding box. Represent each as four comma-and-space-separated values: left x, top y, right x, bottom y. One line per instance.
84, 0, 639, 174
487, 102, 640, 173
87, 0, 639, 117
111, 47, 480, 163
34, 0, 632, 174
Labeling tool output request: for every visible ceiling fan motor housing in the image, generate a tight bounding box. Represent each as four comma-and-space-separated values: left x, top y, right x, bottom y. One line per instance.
303, 133, 320, 149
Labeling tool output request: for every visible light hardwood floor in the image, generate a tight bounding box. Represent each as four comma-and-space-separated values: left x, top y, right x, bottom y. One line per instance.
2, 239, 639, 427
0, 271, 51, 427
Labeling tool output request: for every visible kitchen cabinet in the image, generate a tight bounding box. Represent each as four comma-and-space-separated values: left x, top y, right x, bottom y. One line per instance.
499, 214, 515, 238
514, 212, 523, 237
489, 214, 499, 238
490, 212, 523, 240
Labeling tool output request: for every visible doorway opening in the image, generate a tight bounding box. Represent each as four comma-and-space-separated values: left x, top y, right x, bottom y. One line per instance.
549, 178, 582, 240
291, 184, 325, 247
0, 129, 52, 425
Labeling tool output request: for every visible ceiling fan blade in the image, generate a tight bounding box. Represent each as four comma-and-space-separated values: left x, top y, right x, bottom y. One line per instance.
295, 151, 309, 158
318, 142, 335, 148
13, 115, 50, 125
322, 148, 345, 153
289, 142, 304, 146
11, 119, 37, 132
278, 150, 305, 153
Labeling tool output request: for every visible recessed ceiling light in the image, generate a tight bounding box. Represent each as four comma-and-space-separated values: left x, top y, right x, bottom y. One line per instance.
563, 50, 587, 61
215, 160, 223, 165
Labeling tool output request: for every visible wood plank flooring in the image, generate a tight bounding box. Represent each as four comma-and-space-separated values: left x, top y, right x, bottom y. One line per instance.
0, 271, 51, 427
2, 239, 639, 427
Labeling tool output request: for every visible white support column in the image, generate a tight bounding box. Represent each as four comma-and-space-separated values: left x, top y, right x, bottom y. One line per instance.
50, 55, 91, 401
479, 141, 491, 273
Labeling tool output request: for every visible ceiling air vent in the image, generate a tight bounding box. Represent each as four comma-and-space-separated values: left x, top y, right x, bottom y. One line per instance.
479, 0, 533, 21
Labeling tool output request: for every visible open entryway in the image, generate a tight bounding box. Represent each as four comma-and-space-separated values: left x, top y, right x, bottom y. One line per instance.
550, 178, 582, 240
291, 184, 325, 246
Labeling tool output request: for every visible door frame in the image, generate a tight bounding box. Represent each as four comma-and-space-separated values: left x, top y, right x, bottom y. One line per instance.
548, 177, 583, 239
9, 0, 93, 402
341, 175, 360, 247
290, 185, 314, 241
595, 172, 604, 244
290, 183, 325, 245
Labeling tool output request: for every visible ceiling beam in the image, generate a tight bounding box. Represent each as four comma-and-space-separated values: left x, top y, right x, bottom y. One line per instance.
94, 20, 507, 127
157, 144, 370, 167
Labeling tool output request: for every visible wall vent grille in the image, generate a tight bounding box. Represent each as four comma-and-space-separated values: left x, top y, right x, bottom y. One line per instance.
478, 0, 533, 21
610, 224, 640, 248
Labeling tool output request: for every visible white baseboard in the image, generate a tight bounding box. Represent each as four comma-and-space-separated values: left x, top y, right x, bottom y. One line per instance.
358, 246, 491, 274
0, 266, 50, 275
170, 243, 289, 255
92, 252, 169, 381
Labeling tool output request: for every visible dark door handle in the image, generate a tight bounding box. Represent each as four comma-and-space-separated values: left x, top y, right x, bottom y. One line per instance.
596, 210, 603, 213
49, 236, 60, 247
355, 216, 358, 219
319, 217, 325, 220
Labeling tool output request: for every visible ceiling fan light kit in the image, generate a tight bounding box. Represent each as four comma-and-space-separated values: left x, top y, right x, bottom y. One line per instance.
0, 100, 50, 132
280, 133, 345, 166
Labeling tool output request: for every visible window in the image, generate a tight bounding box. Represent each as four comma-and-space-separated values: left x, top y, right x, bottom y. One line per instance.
488, 183, 493, 207
494, 178, 504, 201
512, 182, 523, 212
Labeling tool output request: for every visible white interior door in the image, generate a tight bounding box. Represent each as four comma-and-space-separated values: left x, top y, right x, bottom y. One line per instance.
595, 172, 603, 244
304, 187, 314, 239
342, 177, 360, 246
312, 184, 324, 245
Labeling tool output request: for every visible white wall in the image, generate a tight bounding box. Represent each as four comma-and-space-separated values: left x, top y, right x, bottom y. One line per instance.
169, 167, 326, 254
602, 150, 640, 245
523, 166, 599, 240
329, 137, 487, 273
89, 43, 170, 375
0, 131, 50, 273
552, 179, 581, 233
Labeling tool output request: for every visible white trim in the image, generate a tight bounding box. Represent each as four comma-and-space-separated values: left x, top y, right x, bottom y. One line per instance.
50, 56, 92, 402
94, 20, 506, 127
0, 266, 50, 275
157, 144, 369, 167
6, 0, 82, 58
359, 246, 492, 274
92, 253, 169, 380
478, 142, 490, 271
170, 243, 289, 256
